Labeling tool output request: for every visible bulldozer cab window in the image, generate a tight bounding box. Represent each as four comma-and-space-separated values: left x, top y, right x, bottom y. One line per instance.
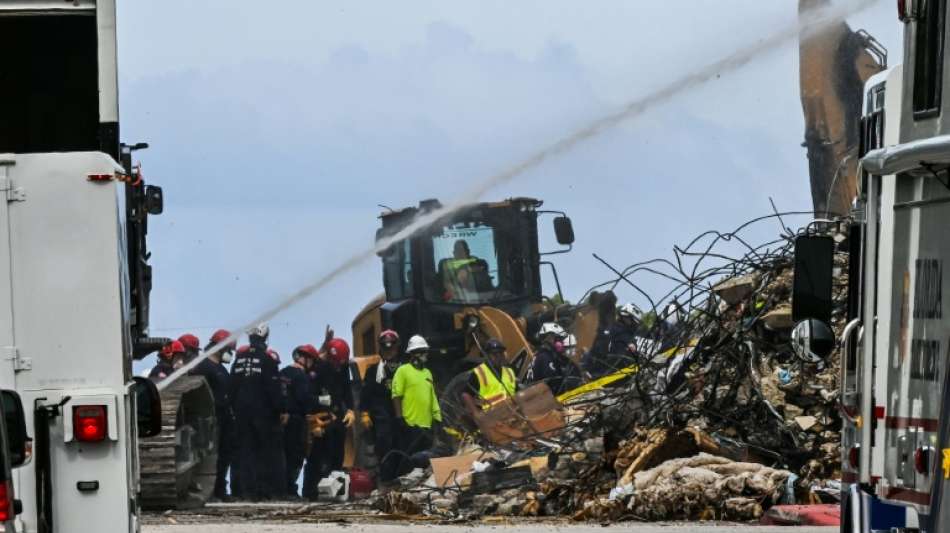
383, 240, 414, 300
912, 0, 946, 118
427, 221, 524, 304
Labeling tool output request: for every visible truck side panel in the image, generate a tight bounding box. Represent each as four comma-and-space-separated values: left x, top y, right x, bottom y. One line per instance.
5, 152, 136, 533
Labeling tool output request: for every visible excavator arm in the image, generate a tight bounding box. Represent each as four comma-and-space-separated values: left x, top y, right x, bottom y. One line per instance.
799, 0, 886, 216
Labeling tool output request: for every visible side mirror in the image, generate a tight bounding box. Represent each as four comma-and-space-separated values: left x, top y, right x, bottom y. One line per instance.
792, 235, 835, 323
791, 319, 836, 362
144, 185, 163, 215
0, 391, 29, 468
553, 216, 575, 246
132, 377, 162, 438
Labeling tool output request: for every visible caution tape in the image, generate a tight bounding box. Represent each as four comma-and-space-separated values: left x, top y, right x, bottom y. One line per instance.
557, 364, 640, 403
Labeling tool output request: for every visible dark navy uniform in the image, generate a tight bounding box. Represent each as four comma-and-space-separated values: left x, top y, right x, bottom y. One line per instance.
359, 360, 400, 483
230, 342, 286, 500
148, 360, 175, 381
526, 346, 580, 395
302, 359, 352, 499
191, 357, 234, 499
584, 323, 639, 377
279, 365, 313, 496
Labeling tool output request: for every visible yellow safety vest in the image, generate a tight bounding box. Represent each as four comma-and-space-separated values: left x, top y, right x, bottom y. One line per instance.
473, 363, 517, 409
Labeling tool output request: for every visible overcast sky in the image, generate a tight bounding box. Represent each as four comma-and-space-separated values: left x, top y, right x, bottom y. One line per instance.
116, 1, 902, 368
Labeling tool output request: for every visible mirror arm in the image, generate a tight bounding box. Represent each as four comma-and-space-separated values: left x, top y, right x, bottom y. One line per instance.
540, 243, 572, 256
539, 261, 564, 301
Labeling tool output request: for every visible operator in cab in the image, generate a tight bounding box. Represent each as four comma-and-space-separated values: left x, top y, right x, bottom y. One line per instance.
463, 338, 517, 416
149, 340, 184, 381
440, 239, 490, 301
280, 344, 318, 499
392, 335, 442, 474
359, 329, 404, 490
229, 323, 287, 501
303, 331, 354, 500
191, 329, 237, 501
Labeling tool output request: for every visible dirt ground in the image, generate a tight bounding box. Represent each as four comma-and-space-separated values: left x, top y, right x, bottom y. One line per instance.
142, 503, 834, 533
144, 524, 836, 533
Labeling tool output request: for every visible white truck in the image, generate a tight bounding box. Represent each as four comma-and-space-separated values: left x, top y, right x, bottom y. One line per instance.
0, 2, 164, 532
792, 1, 950, 531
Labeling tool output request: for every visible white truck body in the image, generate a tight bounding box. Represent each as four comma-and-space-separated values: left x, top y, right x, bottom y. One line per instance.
0, 1, 148, 532
0, 153, 142, 533
841, 2, 950, 531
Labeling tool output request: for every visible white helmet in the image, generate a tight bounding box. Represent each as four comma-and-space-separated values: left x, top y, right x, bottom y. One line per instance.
618, 303, 642, 321
406, 335, 430, 354
538, 322, 567, 339
248, 322, 270, 340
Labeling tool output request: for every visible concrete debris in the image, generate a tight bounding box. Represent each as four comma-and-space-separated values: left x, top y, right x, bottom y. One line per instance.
370, 215, 847, 524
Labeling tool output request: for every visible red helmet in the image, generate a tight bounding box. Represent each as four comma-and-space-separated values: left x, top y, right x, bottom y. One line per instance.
160, 340, 185, 359
178, 334, 200, 351
294, 344, 320, 359
210, 329, 232, 345
267, 348, 281, 364
378, 329, 400, 349
327, 338, 350, 366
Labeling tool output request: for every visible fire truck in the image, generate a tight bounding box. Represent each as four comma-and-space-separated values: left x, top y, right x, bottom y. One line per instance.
792, 1, 950, 531
0, 2, 164, 532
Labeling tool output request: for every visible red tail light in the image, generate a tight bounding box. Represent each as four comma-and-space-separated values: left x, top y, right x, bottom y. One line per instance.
74, 406, 107, 442
848, 446, 860, 469
0, 482, 12, 521
898, 0, 908, 21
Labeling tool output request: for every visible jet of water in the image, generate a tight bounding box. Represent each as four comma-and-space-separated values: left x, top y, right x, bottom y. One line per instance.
158, 0, 876, 390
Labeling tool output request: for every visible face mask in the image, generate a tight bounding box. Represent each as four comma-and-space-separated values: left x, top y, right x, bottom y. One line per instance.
411, 353, 427, 367
553, 341, 565, 354
221, 352, 233, 364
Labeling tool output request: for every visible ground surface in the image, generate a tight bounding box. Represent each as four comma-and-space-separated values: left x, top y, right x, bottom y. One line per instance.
142, 503, 836, 533
144, 525, 836, 533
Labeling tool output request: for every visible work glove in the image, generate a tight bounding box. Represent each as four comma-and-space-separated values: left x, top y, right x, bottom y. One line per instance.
360, 411, 373, 429
342, 409, 355, 428
279, 413, 289, 426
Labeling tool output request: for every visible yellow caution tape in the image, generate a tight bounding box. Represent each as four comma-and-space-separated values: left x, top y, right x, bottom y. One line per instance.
557, 364, 639, 403
943, 449, 950, 479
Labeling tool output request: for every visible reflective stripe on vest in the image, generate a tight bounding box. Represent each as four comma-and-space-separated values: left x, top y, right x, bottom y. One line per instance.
474, 363, 516, 409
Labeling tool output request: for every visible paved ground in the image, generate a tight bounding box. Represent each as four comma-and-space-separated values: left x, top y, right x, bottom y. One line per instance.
144, 524, 836, 533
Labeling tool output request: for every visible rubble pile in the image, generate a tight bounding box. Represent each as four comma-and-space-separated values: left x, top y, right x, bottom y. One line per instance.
377, 214, 849, 522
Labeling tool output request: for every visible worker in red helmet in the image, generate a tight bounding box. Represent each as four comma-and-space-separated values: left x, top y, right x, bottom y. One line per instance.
280, 344, 318, 498
178, 333, 201, 366
358, 329, 403, 489
149, 340, 184, 381
303, 326, 355, 500
229, 323, 288, 501
191, 329, 237, 501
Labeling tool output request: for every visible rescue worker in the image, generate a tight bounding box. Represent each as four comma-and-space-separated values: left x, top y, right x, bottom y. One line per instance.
391, 335, 441, 474
229, 323, 288, 501
191, 329, 236, 501
178, 333, 201, 366
463, 338, 517, 416
149, 340, 183, 381
584, 303, 642, 378
526, 323, 582, 395
358, 330, 402, 489
280, 344, 317, 498
303, 337, 354, 500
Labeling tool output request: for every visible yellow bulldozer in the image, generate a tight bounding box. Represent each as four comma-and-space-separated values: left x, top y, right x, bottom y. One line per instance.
348, 198, 612, 446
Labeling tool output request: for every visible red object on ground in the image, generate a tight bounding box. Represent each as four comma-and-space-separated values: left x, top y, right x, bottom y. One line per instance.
760, 504, 841, 526
348, 468, 374, 499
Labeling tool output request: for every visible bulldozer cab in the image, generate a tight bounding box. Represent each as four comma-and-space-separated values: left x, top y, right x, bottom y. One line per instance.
355, 198, 573, 379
